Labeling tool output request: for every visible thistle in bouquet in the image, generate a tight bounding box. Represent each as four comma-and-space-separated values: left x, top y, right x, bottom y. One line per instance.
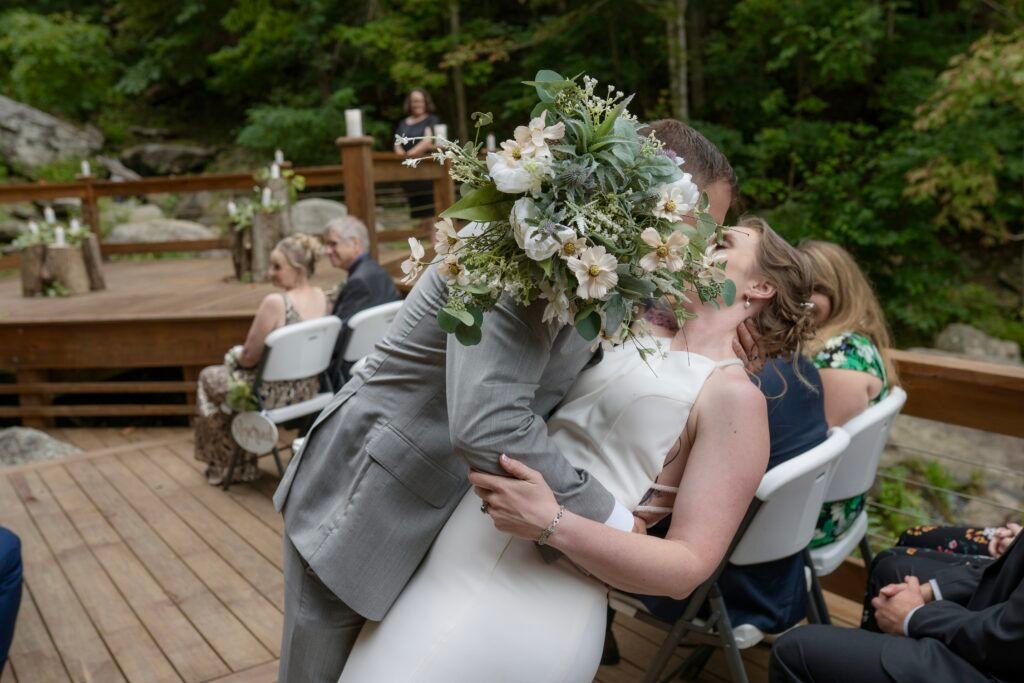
401, 70, 736, 350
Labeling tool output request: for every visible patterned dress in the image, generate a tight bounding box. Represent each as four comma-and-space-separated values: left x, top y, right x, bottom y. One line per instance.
193, 293, 320, 484
808, 331, 890, 549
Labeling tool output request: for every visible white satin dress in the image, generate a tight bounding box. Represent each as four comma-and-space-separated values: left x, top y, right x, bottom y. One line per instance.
339, 341, 741, 683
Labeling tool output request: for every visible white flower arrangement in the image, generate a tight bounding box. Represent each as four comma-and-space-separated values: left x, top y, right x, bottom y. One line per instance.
401, 69, 734, 347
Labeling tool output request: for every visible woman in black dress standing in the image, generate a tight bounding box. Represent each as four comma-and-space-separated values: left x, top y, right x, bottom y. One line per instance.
394, 88, 441, 220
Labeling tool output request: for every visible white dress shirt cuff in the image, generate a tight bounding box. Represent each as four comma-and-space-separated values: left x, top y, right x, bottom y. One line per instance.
903, 604, 926, 637
605, 502, 635, 532
929, 579, 943, 602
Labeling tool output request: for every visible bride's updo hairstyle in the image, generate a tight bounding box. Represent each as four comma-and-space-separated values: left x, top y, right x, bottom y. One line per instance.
275, 233, 322, 278
741, 216, 816, 361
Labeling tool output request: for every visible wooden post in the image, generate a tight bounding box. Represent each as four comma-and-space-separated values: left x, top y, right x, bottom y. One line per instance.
251, 211, 283, 282
17, 369, 49, 429
433, 159, 457, 217
78, 174, 102, 240
337, 136, 378, 260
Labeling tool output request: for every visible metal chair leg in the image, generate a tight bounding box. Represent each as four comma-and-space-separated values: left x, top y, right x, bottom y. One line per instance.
804, 549, 832, 626
709, 587, 749, 683
640, 619, 692, 683
859, 536, 874, 566
271, 446, 285, 477
674, 644, 714, 681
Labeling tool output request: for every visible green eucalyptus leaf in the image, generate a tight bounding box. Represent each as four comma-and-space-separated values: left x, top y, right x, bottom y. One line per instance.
440, 183, 516, 222
575, 310, 602, 341
618, 273, 656, 297
437, 307, 462, 333
697, 213, 718, 239
722, 279, 737, 306
455, 323, 483, 346
531, 101, 556, 119
603, 292, 626, 332
466, 305, 484, 327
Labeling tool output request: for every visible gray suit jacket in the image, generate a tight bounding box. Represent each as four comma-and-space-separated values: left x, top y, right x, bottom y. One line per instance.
274, 264, 616, 620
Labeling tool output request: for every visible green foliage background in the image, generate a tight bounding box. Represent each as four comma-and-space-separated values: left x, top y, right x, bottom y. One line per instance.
1, 0, 1022, 348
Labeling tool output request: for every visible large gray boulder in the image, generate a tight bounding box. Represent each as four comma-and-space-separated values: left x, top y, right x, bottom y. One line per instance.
934, 323, 1021, 365
121, 143, 215, 176
0, 428, 80, 467
289, 198, 347, 235
106, 218, 219, 243
0, 96, 103, 169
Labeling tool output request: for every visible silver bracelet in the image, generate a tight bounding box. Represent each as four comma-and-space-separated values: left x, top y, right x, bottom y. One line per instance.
537, 505, 565, 546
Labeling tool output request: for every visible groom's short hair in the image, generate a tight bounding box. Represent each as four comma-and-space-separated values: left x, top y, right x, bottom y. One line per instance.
640, 119, 739, 205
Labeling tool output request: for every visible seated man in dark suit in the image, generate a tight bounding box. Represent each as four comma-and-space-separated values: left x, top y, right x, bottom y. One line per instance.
322, 216, 401, 391
604, 356, 828, 663
0, 527, 22, 671
770, 523, 1023, 682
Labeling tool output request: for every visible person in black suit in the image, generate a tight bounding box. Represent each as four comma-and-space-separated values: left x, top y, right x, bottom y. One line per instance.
322, 216, 400, 391
769, 524, 1023, 682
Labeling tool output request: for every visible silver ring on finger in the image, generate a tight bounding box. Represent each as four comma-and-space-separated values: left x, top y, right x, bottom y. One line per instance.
480, 501, 489, 514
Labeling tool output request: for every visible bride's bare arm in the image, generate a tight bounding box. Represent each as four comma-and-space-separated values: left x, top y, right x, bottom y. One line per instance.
471, 371, 769, 599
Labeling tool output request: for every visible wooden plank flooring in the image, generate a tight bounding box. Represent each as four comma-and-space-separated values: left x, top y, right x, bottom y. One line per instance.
2, 429, 861, 683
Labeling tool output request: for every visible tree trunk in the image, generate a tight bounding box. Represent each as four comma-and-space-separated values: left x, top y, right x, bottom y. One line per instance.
450, 0, 469, 142
20, 244, 47, 297
251, 212, 282, 283
672, 0, 689, 121
81, 233, 106, 291
45, 246, 90, 295
687, 0, 705, 117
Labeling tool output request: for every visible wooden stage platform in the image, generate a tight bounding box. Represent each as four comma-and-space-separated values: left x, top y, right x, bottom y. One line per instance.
0, 428, 861, 683
0, 252, 405, 426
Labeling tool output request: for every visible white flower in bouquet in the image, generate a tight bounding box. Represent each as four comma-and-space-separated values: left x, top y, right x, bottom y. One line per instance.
513, 110, 566, 158
697, 244, 728, 285
567, 246, 619, 300
557, 232, 588, 260
639, 227, 690, 272
499, 139, 528, 166
539, 280, 574, 326
510, 198, 570, 261
400, 237, 426, 284
487, 152, 550, 194
653, 174, 700, 223
434, 217, 463, 256
438, 254, 471, 286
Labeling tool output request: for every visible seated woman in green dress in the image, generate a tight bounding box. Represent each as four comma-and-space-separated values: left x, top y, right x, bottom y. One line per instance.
801, 240, 899, 548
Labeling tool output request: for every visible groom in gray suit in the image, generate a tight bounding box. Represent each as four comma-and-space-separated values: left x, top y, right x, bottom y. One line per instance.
274, 119, 740, 683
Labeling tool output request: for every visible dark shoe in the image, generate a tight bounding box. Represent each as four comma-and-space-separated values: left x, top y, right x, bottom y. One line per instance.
601, 628, 620, 666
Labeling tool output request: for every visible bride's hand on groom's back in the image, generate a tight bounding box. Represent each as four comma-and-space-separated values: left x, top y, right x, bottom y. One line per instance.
469, 454, 562, 541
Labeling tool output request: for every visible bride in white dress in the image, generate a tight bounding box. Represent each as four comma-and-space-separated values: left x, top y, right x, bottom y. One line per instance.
339, 216, 814, 682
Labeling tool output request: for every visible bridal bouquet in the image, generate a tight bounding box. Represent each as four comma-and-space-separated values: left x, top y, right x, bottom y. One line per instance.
400, 70, 732, 347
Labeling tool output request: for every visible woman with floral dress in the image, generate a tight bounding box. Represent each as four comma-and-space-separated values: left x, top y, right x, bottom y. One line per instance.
801, 240, 900, 548
194, 233, 328, 485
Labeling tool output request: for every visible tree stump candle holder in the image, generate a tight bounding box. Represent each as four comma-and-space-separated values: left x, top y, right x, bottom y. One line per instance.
18, 238, 107, 298
250, 210, 284, 282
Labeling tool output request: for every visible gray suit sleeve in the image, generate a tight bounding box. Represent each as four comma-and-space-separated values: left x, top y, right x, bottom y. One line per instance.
446, 295, 616, 523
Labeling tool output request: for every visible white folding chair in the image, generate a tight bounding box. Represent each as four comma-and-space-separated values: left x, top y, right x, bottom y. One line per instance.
610, 428, 851, 683
806, 386, 908, 623
226, 316, 341, 490
289, 300, 405, 456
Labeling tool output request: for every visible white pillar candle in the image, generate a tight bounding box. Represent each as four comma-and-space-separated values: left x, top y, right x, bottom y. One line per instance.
80, 160, 91, 176
270, 163, 281, 179
344, 109, 363, 137
54, 227, 66, 246
44, 207, 56, 223
433, 124, 448, 143
28, 221, 39, 234
274, 149, 285, 165
227, 200, 238, 217
485, 133, 497, 152
70, 218, 81, 233
262, 187, 273, 207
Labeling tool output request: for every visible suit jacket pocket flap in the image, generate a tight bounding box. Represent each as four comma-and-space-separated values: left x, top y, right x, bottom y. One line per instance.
366, 424, 462, 508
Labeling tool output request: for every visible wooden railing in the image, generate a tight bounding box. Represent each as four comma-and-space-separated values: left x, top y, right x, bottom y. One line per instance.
0, 137, 454, 269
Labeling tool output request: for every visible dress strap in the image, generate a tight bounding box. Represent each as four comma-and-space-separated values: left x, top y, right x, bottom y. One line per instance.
280, 293, 299, 324
649, 483, 679, 494
714, 358, 744, 369
634, 505, 674, 515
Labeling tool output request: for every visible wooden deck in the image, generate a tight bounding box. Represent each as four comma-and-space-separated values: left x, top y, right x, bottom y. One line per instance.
0, 428, 862, 683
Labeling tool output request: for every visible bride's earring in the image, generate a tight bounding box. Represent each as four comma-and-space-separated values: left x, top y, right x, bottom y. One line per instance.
744, 296, 751, 309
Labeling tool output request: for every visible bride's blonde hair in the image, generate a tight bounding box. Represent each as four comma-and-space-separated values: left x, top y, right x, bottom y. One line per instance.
275, 233, 322, 278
